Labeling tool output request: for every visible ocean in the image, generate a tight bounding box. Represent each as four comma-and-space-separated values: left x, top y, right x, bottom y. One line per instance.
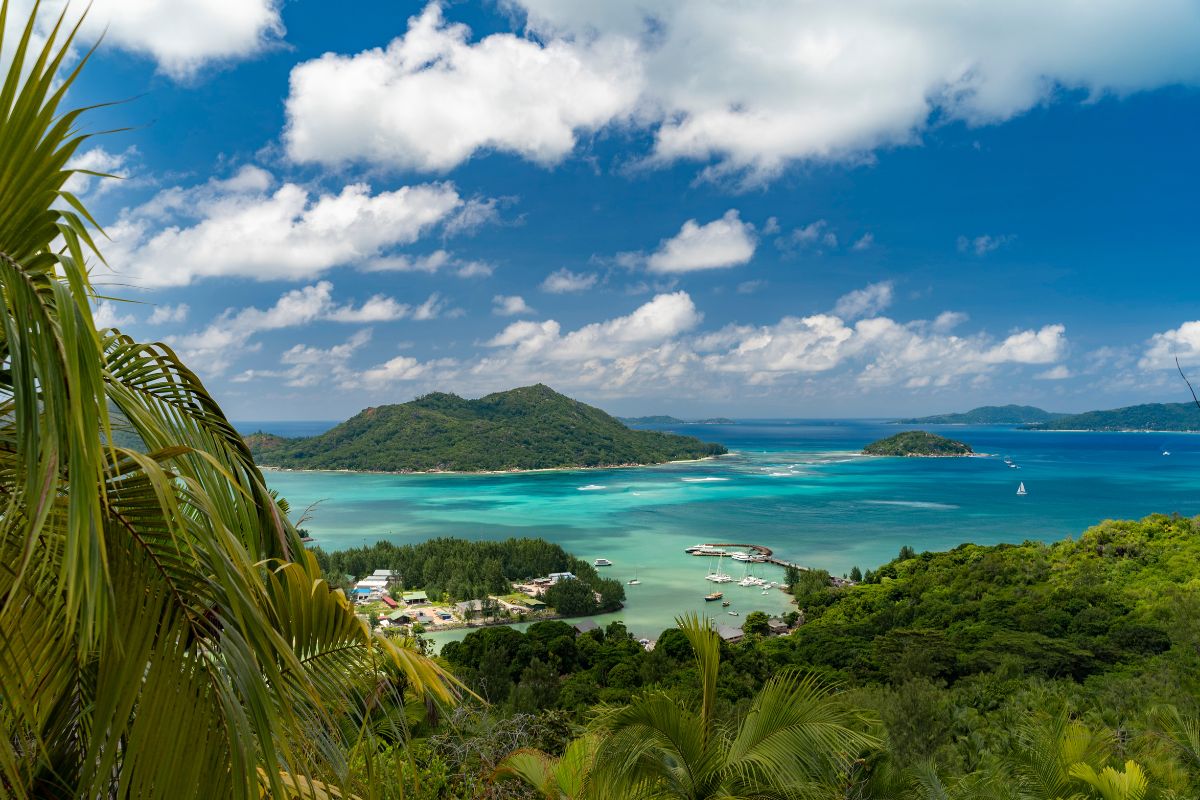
246, 419, 1200, 643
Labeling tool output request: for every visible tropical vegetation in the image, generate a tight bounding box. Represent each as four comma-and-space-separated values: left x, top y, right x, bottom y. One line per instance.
897, 404, 1065, 425
312, 536, 625, 612
250, 385, 727, 472
0, 7, 457, 798
863, 430, 974, 456
1026, 401, 1200, 431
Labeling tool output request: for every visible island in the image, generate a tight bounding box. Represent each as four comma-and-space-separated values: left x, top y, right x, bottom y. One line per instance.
1024, 402, 1200, 432
863, 430, 974, 457
620, 415, 736, 425
896, 405, 1064, 425
249, 384, 727, 472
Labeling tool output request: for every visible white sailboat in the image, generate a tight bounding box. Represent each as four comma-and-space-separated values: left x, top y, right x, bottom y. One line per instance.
705, 553, 733, 583
628, 568, 640, 586
1016, 482, 1027, 496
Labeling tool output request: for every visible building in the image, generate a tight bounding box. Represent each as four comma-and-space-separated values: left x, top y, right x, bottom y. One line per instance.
402, 591, 429, 606
766, 617, 790, 635
455, 599, 484, 617
573, 619, 599, 635
548, 572, 576, 584
380, 595, 399, 609
716, 625, 744, 644
386, 610, 411, 624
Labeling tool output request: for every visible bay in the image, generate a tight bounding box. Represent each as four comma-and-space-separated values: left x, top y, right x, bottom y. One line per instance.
246, 419, 1200, 644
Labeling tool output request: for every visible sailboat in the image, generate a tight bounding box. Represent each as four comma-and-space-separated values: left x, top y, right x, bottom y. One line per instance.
705, 553, 732, 583
627, 568, 640, 586
1016, 482, 1027, 496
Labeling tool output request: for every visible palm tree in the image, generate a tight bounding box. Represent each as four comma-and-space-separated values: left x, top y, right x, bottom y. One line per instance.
1008, 710, 1112, 799
491, 735, 601, 800
0, 4, 458, 798
581, 613, 875, 799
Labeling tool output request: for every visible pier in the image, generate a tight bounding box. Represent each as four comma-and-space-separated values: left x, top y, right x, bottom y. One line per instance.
689, 542, 809, 572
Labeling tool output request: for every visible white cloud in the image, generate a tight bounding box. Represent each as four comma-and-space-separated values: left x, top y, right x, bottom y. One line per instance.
283, 3, 641, 171
493, 295, 534, 316
518, 1, 1200, 182
646, 210, 756, 273
105, 166, 465, 287
365, 250, 494, 278
1036, 365, 1072, 380
25, 0, 283, 80
785, 220, 838, 250
987, 325, 1067, 364
833, 281, 893, 320
234, 330, 375, 388
63, 146, 134, 196
93, 300, 136, 328
541, 268, 599, 294
851, 233, 875, 251
957, 233, 1014, 256
147, 303, 189, 325
487, 291, 701, 361
1142, 321, 1200, 369
283, 2, 1200, 182
170, 282, 438, 375
736, 280, 766, 295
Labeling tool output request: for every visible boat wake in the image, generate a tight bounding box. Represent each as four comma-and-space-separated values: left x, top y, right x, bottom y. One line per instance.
577, 484, 606, 491
681, 477, 729, 483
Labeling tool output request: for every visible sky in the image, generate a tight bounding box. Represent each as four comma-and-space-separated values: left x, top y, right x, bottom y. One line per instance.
27, 0, 1200, 419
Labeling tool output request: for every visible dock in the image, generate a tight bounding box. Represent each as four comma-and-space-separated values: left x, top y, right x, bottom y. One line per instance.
689, 542, 809, 572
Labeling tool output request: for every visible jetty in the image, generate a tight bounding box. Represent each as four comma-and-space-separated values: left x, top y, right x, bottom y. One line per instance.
687, 542, 807, 571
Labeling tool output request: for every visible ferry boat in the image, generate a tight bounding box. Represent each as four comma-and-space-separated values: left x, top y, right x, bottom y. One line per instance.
594, 558, 612, 567
704, 591, 724, 601
686, 544, 728, 556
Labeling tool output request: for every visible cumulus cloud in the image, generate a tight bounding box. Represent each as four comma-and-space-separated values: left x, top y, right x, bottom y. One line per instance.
468, 291, 1068, 397
1142, 320, 1200, 368
957, 233, 1014, 256
782, 220, 838, 251
645, 210, 756, 273
541, 268, 599, 294
104, 166, 466, 287
851, 233, 875, 251
22, 0, 283, 79
283, 2, 1200, 182
833, 281, 893, 320
283, 3, 641, 171
170, 281, 440, 375
93, 300, 136, 329
1036, 365, 1072, 380
63, 146, 136, 196
364, 250, 492, 278
147, 303, 189, 325
493, 295, 534, 316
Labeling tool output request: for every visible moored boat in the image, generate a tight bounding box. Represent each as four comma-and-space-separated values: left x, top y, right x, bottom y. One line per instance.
704, 591, 723, 601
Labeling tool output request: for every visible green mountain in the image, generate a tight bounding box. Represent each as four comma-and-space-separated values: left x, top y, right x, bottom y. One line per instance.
897, 404, 1064, 424
863, 430, 973, 456
1027, 402, 1200, 431
250, 384, 727, 472
619, 415, 686, 425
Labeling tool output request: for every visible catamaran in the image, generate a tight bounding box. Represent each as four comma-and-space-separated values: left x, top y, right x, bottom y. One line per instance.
1016, 482, 1027, 496
594, 558, 612, 567
705, 554, 733, 583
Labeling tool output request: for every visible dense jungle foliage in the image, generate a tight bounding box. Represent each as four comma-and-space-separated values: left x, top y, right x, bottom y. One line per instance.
311, 537, 625, 612
250, 384, 727, 471
396, 514, 1200, 798
863, 430, 974, 456
1027, 402, 1200, 431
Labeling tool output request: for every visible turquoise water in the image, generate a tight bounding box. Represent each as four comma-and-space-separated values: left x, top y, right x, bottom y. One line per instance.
252, 420, 1200, 642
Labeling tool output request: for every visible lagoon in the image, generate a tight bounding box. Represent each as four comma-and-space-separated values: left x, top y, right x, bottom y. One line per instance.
249, 419, 1200, 642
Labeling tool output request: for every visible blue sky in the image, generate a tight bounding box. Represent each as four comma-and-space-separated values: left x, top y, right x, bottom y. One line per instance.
39, 0, 1200, 418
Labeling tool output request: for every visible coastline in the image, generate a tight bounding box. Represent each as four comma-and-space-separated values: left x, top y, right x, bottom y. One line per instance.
258, 453, 725, 477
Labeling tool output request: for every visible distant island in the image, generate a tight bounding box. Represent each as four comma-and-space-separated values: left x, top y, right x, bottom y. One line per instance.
620, 415, 737, 425
863, 430, 974, 457
896, 405, 1065, 425
1025, 402, 1200, 432
249, 384, 727, 472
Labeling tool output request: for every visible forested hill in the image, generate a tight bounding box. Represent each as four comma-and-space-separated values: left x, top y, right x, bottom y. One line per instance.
1026, 402, 1200, 431
897, 404, 1063, 424
249, 384, 727, 472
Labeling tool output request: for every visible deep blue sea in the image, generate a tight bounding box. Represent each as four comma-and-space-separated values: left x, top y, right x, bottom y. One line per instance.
240, 419, 1200, 641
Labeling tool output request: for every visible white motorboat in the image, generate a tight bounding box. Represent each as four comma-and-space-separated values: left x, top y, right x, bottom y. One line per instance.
594, 558, 612, 567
